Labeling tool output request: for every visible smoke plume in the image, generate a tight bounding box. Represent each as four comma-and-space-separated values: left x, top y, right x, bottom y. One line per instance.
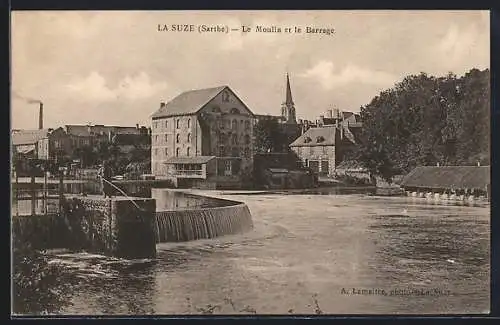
12, 91, 42, 104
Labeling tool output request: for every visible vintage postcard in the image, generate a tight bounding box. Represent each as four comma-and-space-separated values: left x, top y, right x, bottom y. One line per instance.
10, 10, 490, 316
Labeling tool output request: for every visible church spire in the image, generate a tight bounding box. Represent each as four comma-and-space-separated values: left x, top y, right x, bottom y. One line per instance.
281, 72, 297, 124
285, 73, 294, 105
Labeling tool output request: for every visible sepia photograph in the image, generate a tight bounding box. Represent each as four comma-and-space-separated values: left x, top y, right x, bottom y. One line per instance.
10, 10, 490, 316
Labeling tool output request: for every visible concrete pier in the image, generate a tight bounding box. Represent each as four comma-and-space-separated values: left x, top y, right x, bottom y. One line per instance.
61, 195, 157, 259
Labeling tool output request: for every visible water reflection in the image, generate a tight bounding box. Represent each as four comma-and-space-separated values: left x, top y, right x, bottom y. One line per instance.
151, 189, 237, 211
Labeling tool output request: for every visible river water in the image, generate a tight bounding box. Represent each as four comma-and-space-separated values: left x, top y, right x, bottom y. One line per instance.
45, 190, 489, 315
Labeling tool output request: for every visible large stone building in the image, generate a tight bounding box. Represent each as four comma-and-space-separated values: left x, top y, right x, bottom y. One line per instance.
150, 85, 255, 189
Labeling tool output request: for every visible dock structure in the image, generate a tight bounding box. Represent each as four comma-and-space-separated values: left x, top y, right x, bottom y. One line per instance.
400, 166, 490, 201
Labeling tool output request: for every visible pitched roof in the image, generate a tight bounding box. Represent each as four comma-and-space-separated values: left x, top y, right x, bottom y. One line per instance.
11, 129, 50, 145
164, 156, 216, 164
289, 126, 337, 147
400, 166, 490, 189
151, 86, 227, 119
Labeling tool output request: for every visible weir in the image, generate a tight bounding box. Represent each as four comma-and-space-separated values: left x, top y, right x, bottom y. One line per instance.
12, 189, 255, 258
154, 204, 253, 242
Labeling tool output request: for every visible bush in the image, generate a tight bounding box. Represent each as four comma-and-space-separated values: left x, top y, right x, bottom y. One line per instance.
12, 234, 74, 315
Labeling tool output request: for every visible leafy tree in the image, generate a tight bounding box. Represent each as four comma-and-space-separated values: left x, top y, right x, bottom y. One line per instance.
253, 118, 297, 153
356, 68, 490, 182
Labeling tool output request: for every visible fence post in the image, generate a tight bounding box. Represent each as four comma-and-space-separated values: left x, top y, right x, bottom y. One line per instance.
58, 173, 64, 214
30, 174, 36, 216
43, 170, 47, 214
15, 169, 19, 217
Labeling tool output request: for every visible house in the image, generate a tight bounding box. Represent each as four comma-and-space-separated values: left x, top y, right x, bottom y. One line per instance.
289, 123, 359, 177
63, 124, 145, 150
253, 152, 317, 189
11, 127, 68, 162
150, 85, 255, 189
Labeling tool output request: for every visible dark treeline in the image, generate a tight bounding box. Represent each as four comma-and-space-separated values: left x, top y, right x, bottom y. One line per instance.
354, 68, 490, 182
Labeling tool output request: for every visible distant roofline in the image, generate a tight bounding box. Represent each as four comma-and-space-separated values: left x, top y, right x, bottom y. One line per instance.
64, 124, 140, 128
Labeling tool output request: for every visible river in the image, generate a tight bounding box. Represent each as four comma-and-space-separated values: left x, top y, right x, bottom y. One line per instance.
44, 190, 490, 315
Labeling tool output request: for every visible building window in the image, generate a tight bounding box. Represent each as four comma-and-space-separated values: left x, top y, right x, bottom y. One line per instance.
176, 119, 180, 129
322, 146, 327, 155
165, 120, 168, 128
187, 147, 190, 156
232, 134, 238, 145
176, 147, 180, 157
244, 134, 250, 145
219, 119, 225, 129
231, 147, 239, 157
230, 108, 240, 114
222, 91, 230, 102
187, 118, 191, 128
164, 134, 168, 142
245, 120, 250, 130
155, 135, 159, 143
219, 146, 225, 157
187, 133, 191, 143
165, 148, 168, 156
244, 147, 250, 158
176, 134, 180, 143
212, 106, 221, 113
155, 148, 159, 155
232, 119, 237, 130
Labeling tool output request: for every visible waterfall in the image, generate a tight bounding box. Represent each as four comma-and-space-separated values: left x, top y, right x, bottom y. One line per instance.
154, 204, 253, 243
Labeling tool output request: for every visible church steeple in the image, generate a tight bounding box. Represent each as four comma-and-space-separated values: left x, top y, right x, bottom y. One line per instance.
281, 73, 297, 124
285, 73, 294, 106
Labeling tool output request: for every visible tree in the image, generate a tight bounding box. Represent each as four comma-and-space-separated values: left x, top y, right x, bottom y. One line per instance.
356, 68, 490, 182
253, 118, 294, 153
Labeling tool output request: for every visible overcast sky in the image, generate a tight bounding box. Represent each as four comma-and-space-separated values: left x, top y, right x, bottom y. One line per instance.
11, 10, 489, 130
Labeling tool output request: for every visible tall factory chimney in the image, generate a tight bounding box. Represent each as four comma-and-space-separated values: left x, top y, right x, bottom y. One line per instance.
38, 102, 44, 130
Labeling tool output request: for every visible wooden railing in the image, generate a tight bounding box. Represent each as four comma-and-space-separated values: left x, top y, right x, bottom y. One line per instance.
11, 173, 63, 217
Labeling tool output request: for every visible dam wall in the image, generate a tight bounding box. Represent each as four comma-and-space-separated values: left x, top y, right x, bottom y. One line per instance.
154, 203, 253, 242
13, 190, 254, 257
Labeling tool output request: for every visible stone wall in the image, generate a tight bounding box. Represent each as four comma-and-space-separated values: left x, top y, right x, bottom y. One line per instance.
61, 196, 157, 259
12, 214, 69, 250
12, 196, 157, 259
